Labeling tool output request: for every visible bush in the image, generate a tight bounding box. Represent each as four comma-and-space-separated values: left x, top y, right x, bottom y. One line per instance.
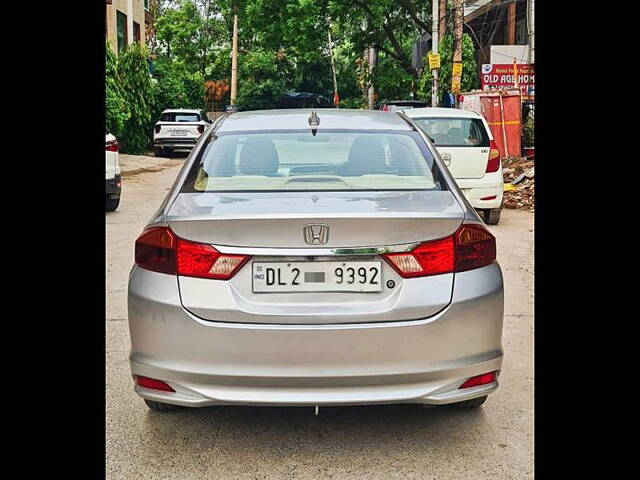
236, 49, 288, 111
152, 70, 205, 122
105, 42, 130, 138
117, 43, 155, 154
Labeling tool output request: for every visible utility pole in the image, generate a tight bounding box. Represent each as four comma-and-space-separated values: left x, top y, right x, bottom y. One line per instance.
431, 0, 439, 107
368, 46, 376, 110
230, 10, 238, 106
528, 0, 534, 64
452, 0, 463, 96
439, 0, 446, 39
328, 30, 339, 107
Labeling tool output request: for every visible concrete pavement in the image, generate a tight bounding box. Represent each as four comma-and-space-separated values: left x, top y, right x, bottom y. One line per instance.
106, 158, 533, 479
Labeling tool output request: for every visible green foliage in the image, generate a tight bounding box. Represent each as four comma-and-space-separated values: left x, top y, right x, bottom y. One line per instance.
522, 117, 534, 147
418, 33, 479, 102
117, 43, 155, 154
105, 42, 130, 138
152, 69, 205, 121
374, 52, 415, 101
235, 49, 289, 111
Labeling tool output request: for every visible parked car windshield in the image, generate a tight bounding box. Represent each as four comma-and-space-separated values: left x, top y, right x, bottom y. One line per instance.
183, 130, 443, 192
412, 117, 490, 147
161, 112, 201, 122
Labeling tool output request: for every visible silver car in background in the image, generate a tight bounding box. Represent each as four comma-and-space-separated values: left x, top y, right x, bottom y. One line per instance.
128, 109, 504, 412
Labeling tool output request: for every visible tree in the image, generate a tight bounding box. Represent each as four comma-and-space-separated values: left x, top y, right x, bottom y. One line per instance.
106, 41, 130, 138
117, 43, 155, 154
417, 32, 479, 101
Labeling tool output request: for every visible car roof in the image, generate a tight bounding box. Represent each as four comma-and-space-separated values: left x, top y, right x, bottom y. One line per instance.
402, 107, 483, 119
162, 108, 202, 114
216, 109, 413, 132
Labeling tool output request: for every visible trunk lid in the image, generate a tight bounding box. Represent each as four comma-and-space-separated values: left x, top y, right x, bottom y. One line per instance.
168, 190, 464, 324
435, 146, 489, 179
167, 190, 464, 247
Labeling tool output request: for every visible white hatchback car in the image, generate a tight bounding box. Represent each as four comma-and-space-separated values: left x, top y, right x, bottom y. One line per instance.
153, 108, 211, 157
403, 108, 503, 224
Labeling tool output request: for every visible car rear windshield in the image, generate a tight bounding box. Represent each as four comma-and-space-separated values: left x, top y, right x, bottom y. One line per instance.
412, 117, 490, 147
182, 130, 443, 193
161, 112, 201, 122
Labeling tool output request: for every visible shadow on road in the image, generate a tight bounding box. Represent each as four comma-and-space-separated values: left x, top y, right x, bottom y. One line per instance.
139, 403, 489, 455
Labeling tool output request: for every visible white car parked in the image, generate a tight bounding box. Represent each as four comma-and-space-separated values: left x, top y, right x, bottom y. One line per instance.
403, 108, 503, 224
105, 127, 121, 212
153, 108, 211, 157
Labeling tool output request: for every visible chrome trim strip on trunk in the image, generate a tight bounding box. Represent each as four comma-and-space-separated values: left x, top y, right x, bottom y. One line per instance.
212, 242, 421, 256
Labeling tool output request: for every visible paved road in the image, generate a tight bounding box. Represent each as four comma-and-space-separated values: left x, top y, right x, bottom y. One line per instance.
107, 160, 533, 479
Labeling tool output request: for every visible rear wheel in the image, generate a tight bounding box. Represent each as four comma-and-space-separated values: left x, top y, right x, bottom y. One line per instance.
144, 399, 182, 412
483, 208, 501, 225
451, 395, 488, 409
106, 196, 120, 212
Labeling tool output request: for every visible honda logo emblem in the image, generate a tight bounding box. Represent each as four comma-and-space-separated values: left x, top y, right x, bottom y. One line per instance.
303, 224, 329, 245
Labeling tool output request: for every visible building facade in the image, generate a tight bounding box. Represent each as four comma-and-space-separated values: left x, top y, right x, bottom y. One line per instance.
106, 0, 150, 53
464, 0, 533, 67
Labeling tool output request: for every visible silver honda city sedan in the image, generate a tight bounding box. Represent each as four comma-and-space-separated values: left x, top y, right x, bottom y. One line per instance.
128, 109, 504, 412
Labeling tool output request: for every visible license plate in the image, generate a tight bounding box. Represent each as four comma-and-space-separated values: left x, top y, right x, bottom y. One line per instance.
170, 130, 188, 136
252, 261, 382, 293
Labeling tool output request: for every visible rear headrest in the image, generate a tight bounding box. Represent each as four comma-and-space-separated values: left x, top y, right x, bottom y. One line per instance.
446, 127, 465, 144
338, 136, 387, 176
238, 137, 280, 176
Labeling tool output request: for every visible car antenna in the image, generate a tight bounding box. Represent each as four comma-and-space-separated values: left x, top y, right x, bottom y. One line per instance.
308, 110, 320, 136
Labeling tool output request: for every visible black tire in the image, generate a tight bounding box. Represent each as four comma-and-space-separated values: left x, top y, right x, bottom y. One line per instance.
153, 147, 164, 157
144, 399, 182, 412
451, 395, 488, 409
483, 208, 501, 225
106, 196, 120, 212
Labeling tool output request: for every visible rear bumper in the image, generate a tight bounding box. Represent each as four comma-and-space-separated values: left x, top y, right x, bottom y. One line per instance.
127, 263, 504, 407
154, 137, 198, 149
457, 173, 503, 210
105, 174, 121, 199
461, 185, 503, 210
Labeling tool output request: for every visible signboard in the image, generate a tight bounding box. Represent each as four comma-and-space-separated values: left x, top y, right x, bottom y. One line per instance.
452, 62, 463, 77
428, 52, 441, 69
481, 63, 535, 100
451, 76, 461, 94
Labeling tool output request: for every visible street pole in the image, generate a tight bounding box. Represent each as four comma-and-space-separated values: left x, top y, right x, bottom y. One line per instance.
528, 0, 534, 64
452, 0, 463, 97
230, 12, 238, 106
368, 46, 376, 110
431, 0, 439, 107
439, 0, 446, 39
328, 29, 339, 107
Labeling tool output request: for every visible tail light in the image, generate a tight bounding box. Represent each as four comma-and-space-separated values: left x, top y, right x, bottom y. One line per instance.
382, 223, 495, 278
197, 125, 204, 134
486, 139, 501, 172
105, 138, 119, 152
135, 375, 175, 392
134, 226, 250, 279
459, 371, 498, 389
155, 124, 161, 134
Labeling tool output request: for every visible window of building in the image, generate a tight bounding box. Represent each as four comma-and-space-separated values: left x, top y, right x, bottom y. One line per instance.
133, 21, 141, 44
116, 11, 128, 53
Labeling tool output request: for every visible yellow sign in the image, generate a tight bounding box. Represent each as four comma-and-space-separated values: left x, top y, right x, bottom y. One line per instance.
451, 76, 461, 94
452, 62, 463, 77
428, 52, 441, 69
